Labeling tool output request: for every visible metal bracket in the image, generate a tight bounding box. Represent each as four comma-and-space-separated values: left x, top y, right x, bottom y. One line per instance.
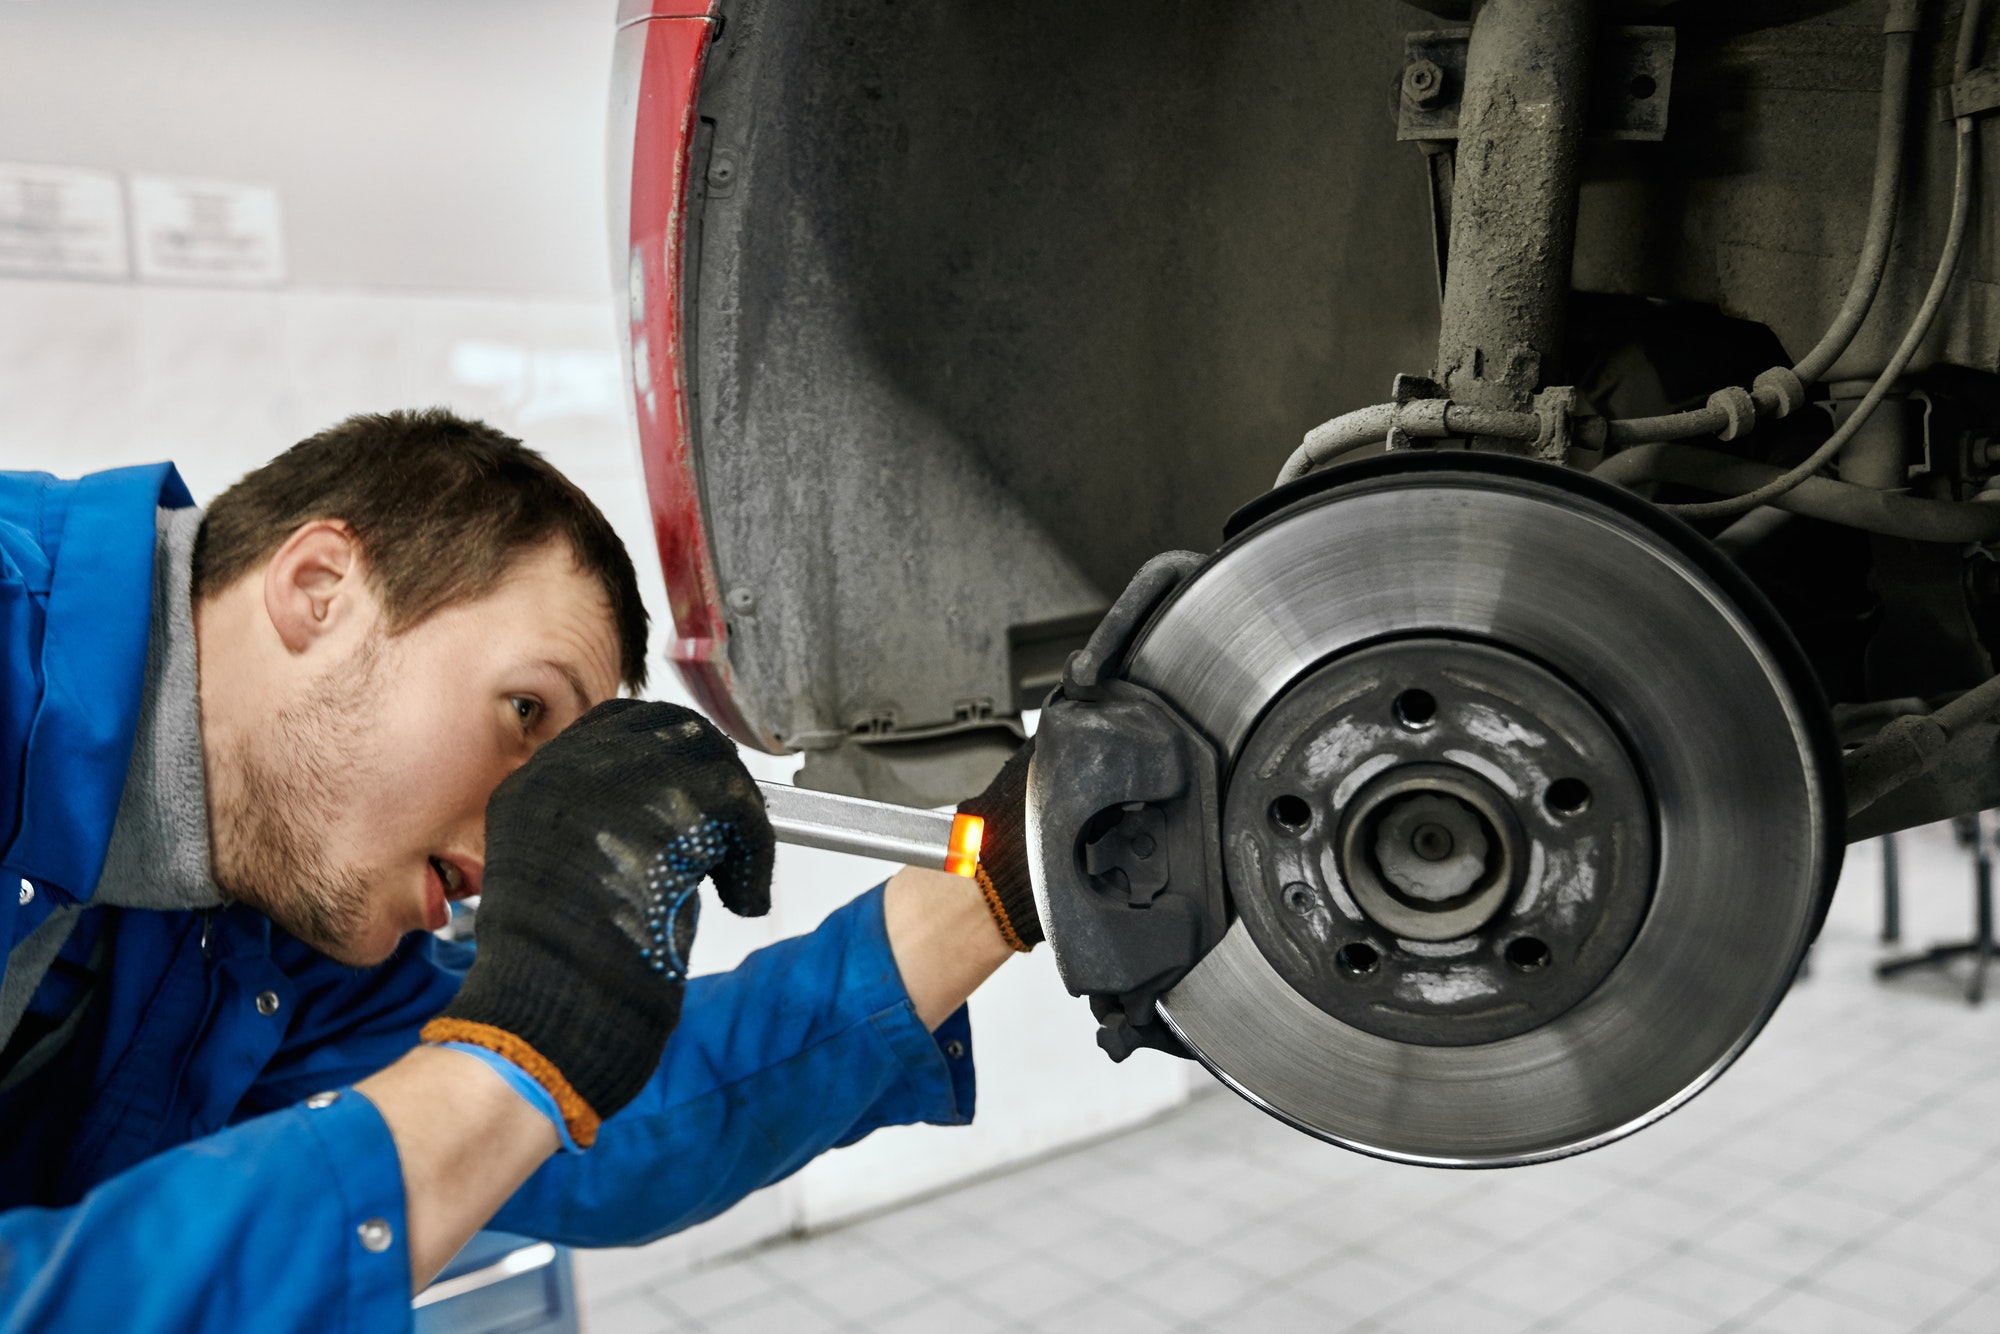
1393, 372, 1443, 403
1952, 67, 2000, 121
1398, 25, 1675, 143
1531, 385, 1577, 464
1388, 372, 1444, 450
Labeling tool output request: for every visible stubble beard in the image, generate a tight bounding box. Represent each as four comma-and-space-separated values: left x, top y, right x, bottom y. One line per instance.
210, 634, 389, 966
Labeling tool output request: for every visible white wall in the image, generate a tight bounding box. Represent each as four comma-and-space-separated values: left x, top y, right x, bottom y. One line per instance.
0, 0, 616, 297
0, 0, 1193, 1285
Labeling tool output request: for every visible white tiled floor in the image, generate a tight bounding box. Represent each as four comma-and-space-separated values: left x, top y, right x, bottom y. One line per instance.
581, 825, 2000, 1333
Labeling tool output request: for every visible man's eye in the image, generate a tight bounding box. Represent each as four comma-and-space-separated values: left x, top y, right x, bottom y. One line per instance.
511, 697, 543, 729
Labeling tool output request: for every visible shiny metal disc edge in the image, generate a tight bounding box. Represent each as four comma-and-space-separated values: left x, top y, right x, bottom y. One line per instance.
1139, 460, 1836, 1166
1157, 924, 1773, 1169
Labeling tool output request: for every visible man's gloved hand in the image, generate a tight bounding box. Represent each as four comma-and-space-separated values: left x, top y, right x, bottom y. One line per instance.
958, 740, 1041, 952
421, 699, 772, 1148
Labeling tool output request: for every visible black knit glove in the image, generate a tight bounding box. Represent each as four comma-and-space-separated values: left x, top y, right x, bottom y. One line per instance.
959, 739, 1041, 952
422, 699, 772, 1146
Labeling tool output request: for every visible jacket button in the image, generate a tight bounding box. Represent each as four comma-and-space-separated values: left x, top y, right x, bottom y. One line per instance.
255, 991, 282, 1016
17, 879, 31, 906
305, 1091, 340, 1110
944, 1040, 967, 1060
357, 1218, 393, 1253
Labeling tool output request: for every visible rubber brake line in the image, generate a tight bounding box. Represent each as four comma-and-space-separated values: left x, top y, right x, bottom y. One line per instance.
1276, 2, 1934, 496
1619, 0, 1987, 521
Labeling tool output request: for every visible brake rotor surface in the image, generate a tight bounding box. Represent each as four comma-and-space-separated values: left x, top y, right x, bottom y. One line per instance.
1129, 455, 1839, 1166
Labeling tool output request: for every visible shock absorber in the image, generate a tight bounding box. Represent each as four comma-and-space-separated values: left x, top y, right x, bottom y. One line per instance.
1434, 0, 1594, 429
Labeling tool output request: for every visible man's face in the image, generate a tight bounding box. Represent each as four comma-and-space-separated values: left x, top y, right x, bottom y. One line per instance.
210, 542, 624, 965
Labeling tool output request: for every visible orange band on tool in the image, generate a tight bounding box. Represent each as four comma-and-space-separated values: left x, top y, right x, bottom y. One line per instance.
945, 813, 985, 879
420, 1018, 603, 1148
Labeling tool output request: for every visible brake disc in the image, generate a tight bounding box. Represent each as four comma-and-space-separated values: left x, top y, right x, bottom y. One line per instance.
1128, 454, 1840, 1167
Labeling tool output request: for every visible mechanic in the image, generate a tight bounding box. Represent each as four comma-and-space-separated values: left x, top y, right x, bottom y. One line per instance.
0, 408, 1045, 1331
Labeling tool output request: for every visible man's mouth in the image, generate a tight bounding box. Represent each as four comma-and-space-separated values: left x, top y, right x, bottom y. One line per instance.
430, 856, 467, 899
424, 857, 476, 933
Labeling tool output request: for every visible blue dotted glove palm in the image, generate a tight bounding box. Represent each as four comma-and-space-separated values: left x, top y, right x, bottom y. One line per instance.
423, 699, 772, 1146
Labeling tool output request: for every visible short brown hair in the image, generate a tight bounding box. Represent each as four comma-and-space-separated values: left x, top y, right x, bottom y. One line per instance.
193, 408, 648, 690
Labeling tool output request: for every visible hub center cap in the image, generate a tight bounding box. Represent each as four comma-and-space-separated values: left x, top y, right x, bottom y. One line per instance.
1223, 636, 1654, 1047
1346, 766, 1517, 938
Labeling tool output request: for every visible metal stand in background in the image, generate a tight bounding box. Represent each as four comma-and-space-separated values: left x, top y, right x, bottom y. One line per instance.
1882, 830, 1901, 944
1877, 812, 1996, 1005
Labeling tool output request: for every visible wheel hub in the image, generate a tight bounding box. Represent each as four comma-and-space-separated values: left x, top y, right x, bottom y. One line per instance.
1227, 637, 1653, 1046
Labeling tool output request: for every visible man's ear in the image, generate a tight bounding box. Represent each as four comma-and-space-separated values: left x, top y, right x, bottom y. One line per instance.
263, 520, 366, 654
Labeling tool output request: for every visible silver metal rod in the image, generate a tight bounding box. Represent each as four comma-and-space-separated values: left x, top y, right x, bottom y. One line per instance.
756, 779, 956, 869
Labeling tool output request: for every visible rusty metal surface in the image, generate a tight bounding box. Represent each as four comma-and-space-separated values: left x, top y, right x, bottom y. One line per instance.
1397, 26, 1676, 143
1849, 722, 2000, 839
1434, 0, 1594, 416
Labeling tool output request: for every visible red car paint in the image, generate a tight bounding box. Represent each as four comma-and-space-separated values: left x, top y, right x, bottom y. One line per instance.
616, 0, 775, 748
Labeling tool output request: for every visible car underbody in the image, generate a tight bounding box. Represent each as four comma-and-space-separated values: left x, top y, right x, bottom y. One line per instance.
613, 0, 2000, 1163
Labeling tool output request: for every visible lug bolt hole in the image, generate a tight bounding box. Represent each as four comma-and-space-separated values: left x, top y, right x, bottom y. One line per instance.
1545, 778, 1591, 817
1336, 942, 1381, 978
1505, 937, 1552, 972
1269, 795, 1313, 832
1393, 688, 1437, 730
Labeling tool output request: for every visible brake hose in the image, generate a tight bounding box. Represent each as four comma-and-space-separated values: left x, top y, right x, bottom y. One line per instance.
1276, 1, 1926, 493
1603, 3, 1923, 452
1591, 442, 2000, 542
1274, 402, 1541, 486
1631, 0, 1985, 521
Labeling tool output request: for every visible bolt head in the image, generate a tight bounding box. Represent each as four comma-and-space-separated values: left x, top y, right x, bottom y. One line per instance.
1402, 60, 1447, 109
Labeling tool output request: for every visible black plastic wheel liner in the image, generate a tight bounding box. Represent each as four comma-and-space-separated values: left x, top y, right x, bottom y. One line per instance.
679, 0, 1439, 791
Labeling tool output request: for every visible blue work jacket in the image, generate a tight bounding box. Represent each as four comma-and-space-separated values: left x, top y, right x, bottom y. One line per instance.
0, 464, 974, 1332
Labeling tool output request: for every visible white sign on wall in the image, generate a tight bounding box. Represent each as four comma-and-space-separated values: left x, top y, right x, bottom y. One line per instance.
0, 163, 130, 281
128, 175, 286, 286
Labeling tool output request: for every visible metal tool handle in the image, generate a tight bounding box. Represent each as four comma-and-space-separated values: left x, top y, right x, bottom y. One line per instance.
755, 779, 982, 875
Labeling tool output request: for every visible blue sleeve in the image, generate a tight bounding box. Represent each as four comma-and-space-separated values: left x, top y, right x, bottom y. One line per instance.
0, 472, 57, 875
489, 884, 976, 1247
0, 1088, 411, 1334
